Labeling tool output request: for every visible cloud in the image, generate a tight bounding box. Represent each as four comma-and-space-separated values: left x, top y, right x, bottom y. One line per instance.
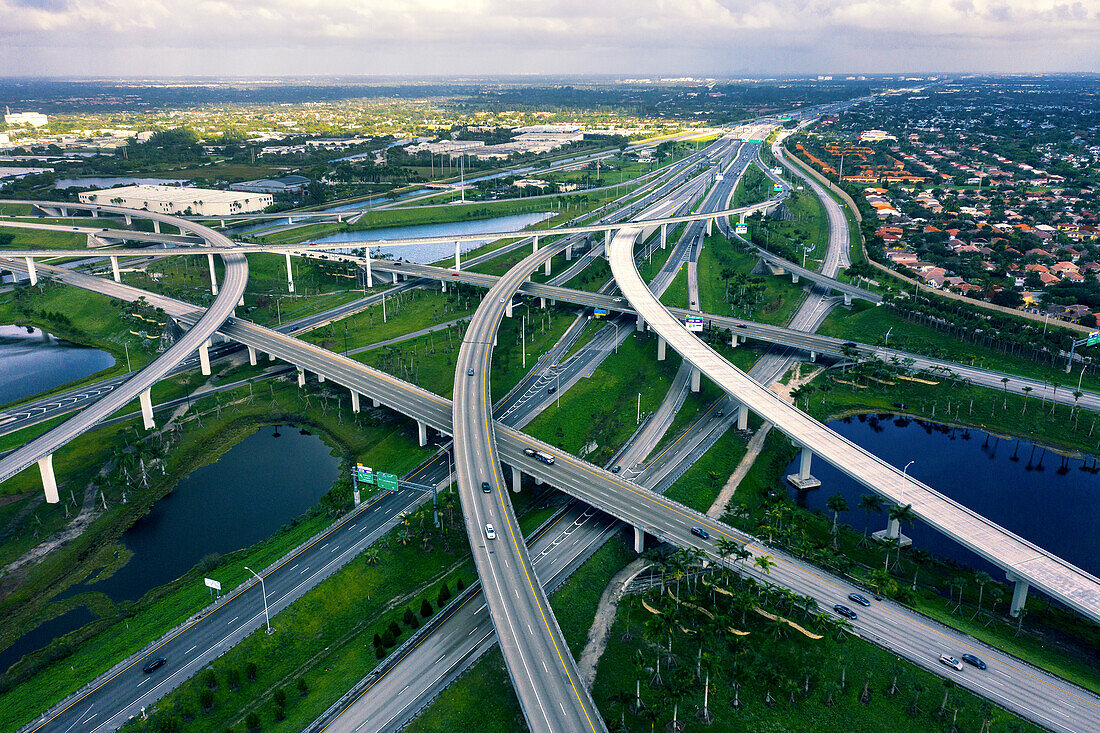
0, 0, 1097, 74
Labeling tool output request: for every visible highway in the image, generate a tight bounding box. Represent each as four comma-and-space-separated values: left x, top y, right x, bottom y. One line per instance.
0, 205, 249, 502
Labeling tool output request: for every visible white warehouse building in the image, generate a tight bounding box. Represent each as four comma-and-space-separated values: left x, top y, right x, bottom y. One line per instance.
79, 185, 272, 216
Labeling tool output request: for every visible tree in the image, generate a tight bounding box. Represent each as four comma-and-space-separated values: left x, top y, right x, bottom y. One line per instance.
438, 582, 452, 606
199, 688, 214, 711
973, 571, 993, 618
296, 677, 309, 696
886, 503, 917, 569
226, 667, 241, 690
403, 607, 420, 629
245, 711, 260, 732
421, 598, 435, 619
200, 669, 217, 690
381, 629, 396, 647
857, 494, 883, 544
273, 688, 287, 707
1021, 385, 1033, 413
938, 677, 956, 716
753, 554, 775, 576
245, 661, 257, 682
826, 492, 849, 546
456, 576, 465, 592
388, 620, 402, 639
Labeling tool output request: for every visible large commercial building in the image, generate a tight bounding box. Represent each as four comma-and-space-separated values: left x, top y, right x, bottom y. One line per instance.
78, 185, 272, 216
229, 175, 310, 194
3, 112, 49, 128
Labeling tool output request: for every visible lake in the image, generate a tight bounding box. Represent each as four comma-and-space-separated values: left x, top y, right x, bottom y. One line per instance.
0, 324, 115, 407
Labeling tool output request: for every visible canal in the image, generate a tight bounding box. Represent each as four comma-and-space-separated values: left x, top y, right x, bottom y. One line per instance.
787, 414, 1100, 577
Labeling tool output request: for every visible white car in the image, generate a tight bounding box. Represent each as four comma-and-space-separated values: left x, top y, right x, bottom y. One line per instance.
484, 523, 496, 540
939, 654, 963, 671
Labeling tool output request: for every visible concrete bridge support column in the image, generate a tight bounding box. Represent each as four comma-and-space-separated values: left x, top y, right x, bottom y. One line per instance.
38, 454, 59, 504
729, 330, 738, 348
364, 252, 373, 288
690, 367, 701, 393
544, 257, 551, 276
247, 346, 257, 366
843, 293, 852, 307
706, 218, 713, 236
454, 242, 461, 271
1006, 572, 1030, 617
153, 220, 161, 234
316, 373, 325, 384
532, 236, 539, 254
285, 253, 295, 293
565, 242, 573, 261
207, 253, 219, 296
124, 214, 132, 226
417, 420, 428, 447
737, 403, 749, 431
633, 526, 645, 554
110, 256, 121, 283
198, 340, 211, 376
791, 274, 800, 285
372, 398, 381, 408
139, 388, 155, 430
297, 368, 306, 388
91, 209, 98, 218
539, 297, 546, 309
636, 314, 645, 332
512, 464, 523, 493
660, 223, 667, 250
809, 351, 816, 362
657, 335, 666, 361
219, 219, 225, 228
25, 258, 37, 286
505, 300, 513, 318
350, 390, 360, 413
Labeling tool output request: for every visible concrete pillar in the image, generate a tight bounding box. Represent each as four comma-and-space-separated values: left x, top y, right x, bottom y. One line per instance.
198, 340, 211, 376
660, 223, 667, 250
565, 243, 573, 261
268, 351, 276, 362
791, 274, 800, 285
417, 420, 428, 447
512, 464, 522, 493
25, 258, 36, 286
219, 219, 225, 228
247, 346, 257, 366
1007, 572, 1030, 617
350, 390, 360, 413
38, 454, 59, 504
110, 256, 121, 283
207, 253, 219, 296
636, 314, 645, 332
91, 209, 99, 218
153, 220, 161, 234
730, 330, 738, 348
139, 388, 155, 430
809, 351, 817, 362
124, 214, 132, 226
737, 403, 749, 430
690, 367, 701, 393
706, 218, 713, 236
505, 299, 513, 318
544, 257, 551, 276
657, 335, 666, 361
454, 242, 461, 271
886, 517, 900, 540
633, 526, 645, 553
285, 253, 295, 293
532, 236, 539, 254
372, 398, 381, 408
844, 292, 852, 307
297, 368, 306, 387
441, 279, 446, 293
364, 251, 373, 288
316, 373, 325, 384
798, 446, 812, 481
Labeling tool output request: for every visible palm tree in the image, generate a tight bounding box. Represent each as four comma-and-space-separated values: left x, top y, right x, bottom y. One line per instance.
972, 571, 993, 619
886, 503, 917, 570
857, 493, 883, 545
938, 677, 956, 716
826, 492, 849, 546
1021, 385, 1033, 413
1001, 377, 1010, 409
753, 554, 775, 577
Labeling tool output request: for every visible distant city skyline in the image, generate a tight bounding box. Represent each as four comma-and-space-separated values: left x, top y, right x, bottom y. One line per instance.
2, 0, 1097, 77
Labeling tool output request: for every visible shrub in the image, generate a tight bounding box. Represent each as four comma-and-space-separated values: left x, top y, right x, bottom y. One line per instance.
376, 645, 386, 659
421, 598, 434, 619
245, 711, 260, 731
403, 607, 420, 629
201, 669, 218, 690
296, 677, 309, 696
437, 583, 451, 607
456, 577, 465, 592
373, 632, 383, 648
226, 668, 241, 690
388, 620, 402, 639
245, 661, 257, 682
381, 629, 396, 648
273, 705, 286, 722
273, 688, 287, 707
199, 688, 214, 711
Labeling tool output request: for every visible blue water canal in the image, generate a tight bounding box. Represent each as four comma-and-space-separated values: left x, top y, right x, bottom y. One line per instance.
0, 324, 115, 407
786, 414, 1100, 577
0, 426, 340, 673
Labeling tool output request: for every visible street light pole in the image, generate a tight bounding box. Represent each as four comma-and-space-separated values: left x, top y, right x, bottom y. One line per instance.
244, 566, 272, 634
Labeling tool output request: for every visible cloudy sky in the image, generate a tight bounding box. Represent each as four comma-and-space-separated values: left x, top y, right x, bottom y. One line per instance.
1, 0, 1097, 77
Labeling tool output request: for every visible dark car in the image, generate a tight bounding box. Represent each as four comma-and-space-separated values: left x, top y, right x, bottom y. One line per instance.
481, 481, 491, 494
833, 604, 857, 620
547, 385, 556, 394
847, 592, 871, 607
736, 323, 747, 328
961, 654, 987, 670
142, 657, 167, 674
690, 526, 710, 540
467, 368, 475, 376
611, 465, 621, 474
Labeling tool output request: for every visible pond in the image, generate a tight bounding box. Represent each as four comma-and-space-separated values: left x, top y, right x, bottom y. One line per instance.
54, 177, 189, 189
314, 211, 553, 264
786, 414, 1100, 577
0, 324, 115, 407
0, 425, 340, 673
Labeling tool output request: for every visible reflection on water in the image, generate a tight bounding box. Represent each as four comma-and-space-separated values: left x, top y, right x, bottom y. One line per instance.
0, 324, 115, 407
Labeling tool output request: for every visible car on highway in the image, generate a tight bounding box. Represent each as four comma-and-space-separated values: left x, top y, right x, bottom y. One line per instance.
833, 604, 857, 620
467, 368, 475, 376
499, 297, 506, 303
142, 657, 167, 674
611, 465, 621, 474
961, 654, 987, 670
939, 654, 964, 671
547, 385, 556, 394
847, 592, 871, 607
523, 448, 536, 457
690, 526, 710, 540
736, 323, 747, 328
484, 523, 496, 540
481, 481, 491, 494
715, 410, 723, 417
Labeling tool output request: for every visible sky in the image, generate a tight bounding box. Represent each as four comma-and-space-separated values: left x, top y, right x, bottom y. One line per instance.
1, 0, 1098, 77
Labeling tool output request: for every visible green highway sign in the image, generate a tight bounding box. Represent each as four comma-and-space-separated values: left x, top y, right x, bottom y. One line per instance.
377, 472, 399, 492
1088, 331, 1100, 347
355, 463, 374, 484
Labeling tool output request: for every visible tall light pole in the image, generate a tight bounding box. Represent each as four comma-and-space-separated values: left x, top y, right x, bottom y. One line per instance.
244, 566, 272, 634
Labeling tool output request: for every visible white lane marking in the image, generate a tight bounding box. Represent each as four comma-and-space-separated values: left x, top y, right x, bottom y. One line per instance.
227, 616, 238, 625
185, 645, 197, 654
136, 678, 148, 687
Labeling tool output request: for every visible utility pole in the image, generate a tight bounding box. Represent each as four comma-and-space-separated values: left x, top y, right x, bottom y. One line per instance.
637, 392, 641, 424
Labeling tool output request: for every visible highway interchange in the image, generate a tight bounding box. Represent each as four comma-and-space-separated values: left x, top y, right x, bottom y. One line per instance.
1, 112, 1099, 732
